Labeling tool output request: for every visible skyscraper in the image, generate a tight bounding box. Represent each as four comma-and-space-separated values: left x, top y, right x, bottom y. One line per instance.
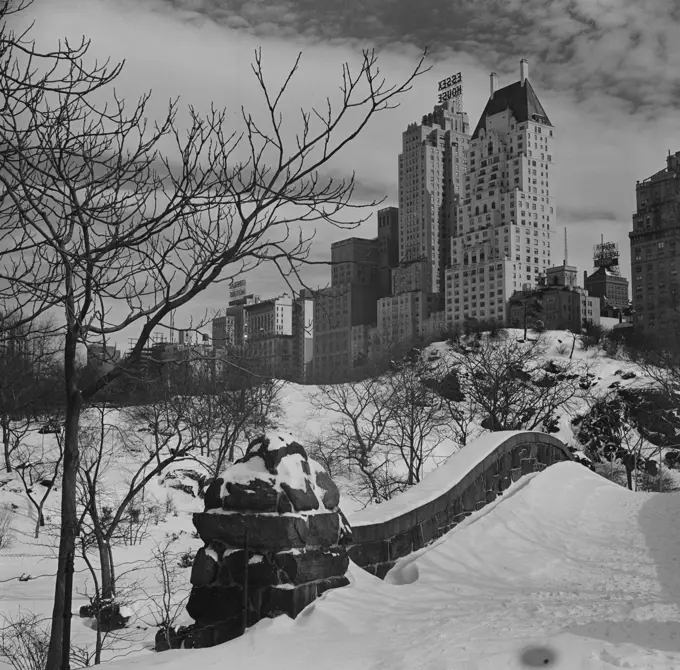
398, 99, 470, 295
377, 207, 399, 299
445, 60, 556, 326
312, 237, 379, 381
630, 150, 680, 334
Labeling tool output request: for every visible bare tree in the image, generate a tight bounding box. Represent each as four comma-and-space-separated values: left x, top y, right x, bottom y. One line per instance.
123, 376, 189, 469
77, 405, 194, 603
574, 391, 663, 491
0, 1, 428, 664
309, 376, 398, 503
139, 538, 192, 651
0, 614, 51, 670
508, 290, 544, 342
423, 359, 478, 448
13, 430, 64, 537
453, 334, 591, 432
0, 317, 59, 473
629, 343, 680, 404
184, 354, 284, 478
380, 357, 453, 486
0, 613, 96, 670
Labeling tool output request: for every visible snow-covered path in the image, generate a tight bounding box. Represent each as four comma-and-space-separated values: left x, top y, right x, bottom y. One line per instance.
105, 462, 680, 669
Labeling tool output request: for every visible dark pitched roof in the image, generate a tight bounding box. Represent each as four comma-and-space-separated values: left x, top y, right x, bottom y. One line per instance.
472, 79, 552, 140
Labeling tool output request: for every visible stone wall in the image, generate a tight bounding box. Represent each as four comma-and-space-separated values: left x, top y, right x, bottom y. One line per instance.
346, 432, 572, 579
168, 435, 352, 650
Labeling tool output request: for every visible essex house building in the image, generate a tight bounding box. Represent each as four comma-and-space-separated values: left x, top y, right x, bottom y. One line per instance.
397, 94, 470, 295
445, 60, 556, 326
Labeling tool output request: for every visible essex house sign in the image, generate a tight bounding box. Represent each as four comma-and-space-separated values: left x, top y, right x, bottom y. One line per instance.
437, 72, 463, 112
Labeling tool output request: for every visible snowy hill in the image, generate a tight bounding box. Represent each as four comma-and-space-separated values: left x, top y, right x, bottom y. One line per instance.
1, 328, 679, 668
102, 461, 680, 670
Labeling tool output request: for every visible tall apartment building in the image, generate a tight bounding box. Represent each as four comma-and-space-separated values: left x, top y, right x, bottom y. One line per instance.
377, 207, 399, 299
629, 150, 680, 333
312, 237, 379, 381
398, 99, 470, 294
445, 60, 556, 327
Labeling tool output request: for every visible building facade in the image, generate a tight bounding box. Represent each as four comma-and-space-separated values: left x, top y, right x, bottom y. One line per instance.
445, 61, 556, 327
312, 237, 379, 381
377, 207, 400, 299
398, 99, 470, 294
376, 290, 443, 348
509, 262, 600, 332
584, 267, 629, 316
629, 150, 680, 334
211, 293, 260, 350
239, 294, 299, 381
330, 237, 379, 288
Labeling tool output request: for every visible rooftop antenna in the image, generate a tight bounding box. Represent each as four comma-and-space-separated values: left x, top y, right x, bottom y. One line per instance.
564, 227, 568, 266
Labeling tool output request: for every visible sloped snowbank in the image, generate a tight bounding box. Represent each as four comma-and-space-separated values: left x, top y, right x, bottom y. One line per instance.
103, 461, 680, 670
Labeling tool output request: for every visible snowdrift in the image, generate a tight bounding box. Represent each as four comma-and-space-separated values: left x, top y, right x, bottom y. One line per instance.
106, 461, 680, 670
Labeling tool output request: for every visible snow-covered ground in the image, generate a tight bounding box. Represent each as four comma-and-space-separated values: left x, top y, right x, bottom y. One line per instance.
101, 461, 680, 670
1, 329, 679, 668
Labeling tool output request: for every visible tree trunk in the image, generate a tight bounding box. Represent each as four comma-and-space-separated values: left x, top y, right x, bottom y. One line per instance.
46, 330, 82, 670
2, 420, 11, 473
97, 538, 115, 601
34, 507, 45, 539
625, 466, 633, 491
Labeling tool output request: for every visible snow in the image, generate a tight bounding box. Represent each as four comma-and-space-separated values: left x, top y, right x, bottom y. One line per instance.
103, 460, 680, 670
349, 430, 531, 527
274, 453, 310, 492
217, 434, 337, 514
220, 456, 273, 486
3, 331, 680, 669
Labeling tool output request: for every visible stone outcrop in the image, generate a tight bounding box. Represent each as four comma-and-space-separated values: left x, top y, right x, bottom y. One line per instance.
166, 434, 351, 650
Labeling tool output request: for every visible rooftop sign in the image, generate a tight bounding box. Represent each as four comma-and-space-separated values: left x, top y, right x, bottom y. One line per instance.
437, 72, 463, 111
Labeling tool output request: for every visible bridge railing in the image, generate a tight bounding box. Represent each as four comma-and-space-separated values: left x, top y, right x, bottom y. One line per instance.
345, 431, 572, 578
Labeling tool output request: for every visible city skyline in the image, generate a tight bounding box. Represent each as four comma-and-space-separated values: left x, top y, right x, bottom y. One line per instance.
21, 0, 679, 344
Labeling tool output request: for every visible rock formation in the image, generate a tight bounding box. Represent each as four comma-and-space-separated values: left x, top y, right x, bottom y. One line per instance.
164, 433, 352, 650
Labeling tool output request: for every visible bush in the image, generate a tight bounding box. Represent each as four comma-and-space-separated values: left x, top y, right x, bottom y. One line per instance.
0, 504, 12, 550
463, 318, 505, 338
177, 551, 195, 569
0, 613, 49, 670
555, 342, 570, 356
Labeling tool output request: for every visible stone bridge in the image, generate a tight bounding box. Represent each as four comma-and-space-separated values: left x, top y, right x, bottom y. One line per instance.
346, 431, 573, 578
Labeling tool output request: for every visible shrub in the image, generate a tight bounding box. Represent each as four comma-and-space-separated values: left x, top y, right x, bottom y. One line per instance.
177, 551, 195, 569
0, 504, 12, 550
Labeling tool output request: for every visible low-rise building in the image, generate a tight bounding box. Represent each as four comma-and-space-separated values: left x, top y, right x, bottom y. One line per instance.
584, 267, 629, 317
508, 263, 600, 331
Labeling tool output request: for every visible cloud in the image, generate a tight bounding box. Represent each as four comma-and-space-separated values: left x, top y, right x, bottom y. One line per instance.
17, 0, 680, 346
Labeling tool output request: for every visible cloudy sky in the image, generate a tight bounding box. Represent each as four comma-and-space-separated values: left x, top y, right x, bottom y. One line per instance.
20, 0, 680, 345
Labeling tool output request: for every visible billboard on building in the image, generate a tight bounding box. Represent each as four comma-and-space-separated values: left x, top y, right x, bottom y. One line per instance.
437, 72, 463, 111
593, 241, 619, 269
229, 279, 247, 305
